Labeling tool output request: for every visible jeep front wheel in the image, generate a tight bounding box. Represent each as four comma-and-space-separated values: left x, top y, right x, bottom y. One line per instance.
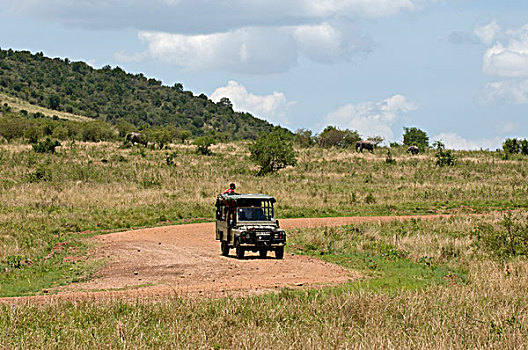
235, 240, 245, 259
221, 241, 230, 256
275, 246, 284, 259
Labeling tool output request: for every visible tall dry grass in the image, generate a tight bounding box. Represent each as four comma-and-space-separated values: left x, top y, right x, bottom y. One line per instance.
1, 141, 527, 263
1, 215, 527, 349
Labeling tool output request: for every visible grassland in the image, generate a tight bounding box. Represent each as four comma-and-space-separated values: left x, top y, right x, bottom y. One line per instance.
1, 141, 527, 295
0, 141, 527, 348
2, 214, 528, 348
0, 92, 91, 122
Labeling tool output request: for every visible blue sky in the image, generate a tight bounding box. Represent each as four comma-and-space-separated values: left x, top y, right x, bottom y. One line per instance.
1, 0, 527, 149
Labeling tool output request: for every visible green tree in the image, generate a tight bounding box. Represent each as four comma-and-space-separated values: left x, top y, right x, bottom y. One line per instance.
0, 115, 26, 141
193, 136, 216, 155
24, 124, 43, 143
433, 141, 456, 167
367, 136, 384, 146
32, 138, 61, 153
47, 94, 60, 110
294, 129, 316, 148
250, 127, 296, 175
218, 97, 233, 109
342, 129, 361, 148
176, 129, 192, 144
318, 126, 344, 147
318, 126, 360, 148
520, 139, 528, 155
403, 127, 429, 150
503, 138, 521, 154
115, 120, 136, 138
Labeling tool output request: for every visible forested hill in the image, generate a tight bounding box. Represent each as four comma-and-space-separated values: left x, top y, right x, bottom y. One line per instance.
0, 48, 274, 139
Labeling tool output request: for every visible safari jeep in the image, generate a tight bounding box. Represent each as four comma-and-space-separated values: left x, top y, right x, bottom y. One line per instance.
215, 193, 286, 259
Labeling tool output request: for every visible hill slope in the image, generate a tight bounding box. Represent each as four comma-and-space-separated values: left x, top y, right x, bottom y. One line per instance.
0, 48, 274, 139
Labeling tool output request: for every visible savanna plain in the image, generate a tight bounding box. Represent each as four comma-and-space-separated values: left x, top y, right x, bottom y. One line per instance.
1, 141, 528, 349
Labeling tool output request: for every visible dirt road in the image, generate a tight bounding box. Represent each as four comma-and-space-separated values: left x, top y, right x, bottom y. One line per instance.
2, 215, 453, 303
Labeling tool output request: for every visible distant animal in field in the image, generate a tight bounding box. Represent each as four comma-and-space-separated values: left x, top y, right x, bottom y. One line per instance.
356, 140, 375, 153
125, 132, 148, 147
406, 146, 420, 155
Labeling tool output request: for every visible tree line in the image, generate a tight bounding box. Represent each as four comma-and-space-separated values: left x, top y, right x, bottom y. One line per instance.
0, 104, 197, 146
293, 126, 428, 150
0, 48, 274, 140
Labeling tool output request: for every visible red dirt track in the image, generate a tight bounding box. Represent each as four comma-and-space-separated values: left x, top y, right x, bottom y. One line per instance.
1, 215, 453, 303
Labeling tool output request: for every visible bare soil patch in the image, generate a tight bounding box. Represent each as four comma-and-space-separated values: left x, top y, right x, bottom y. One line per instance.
1, 215, 454, 303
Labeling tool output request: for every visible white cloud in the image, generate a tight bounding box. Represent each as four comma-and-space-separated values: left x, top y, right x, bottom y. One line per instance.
481, 23, 528, 78
478, 22, 528, 106
210, 81, 295, 125
135, 22, 370, 73
304, 0, 428, 18
433, 133, 501, 150
481, 79, 528, 105
474, 20, 500, 45
292, 22, 371, 63
1, 0, 434, 74
322, 94, 417, 141
0, 0, 436, 32
137, 28, 298, 74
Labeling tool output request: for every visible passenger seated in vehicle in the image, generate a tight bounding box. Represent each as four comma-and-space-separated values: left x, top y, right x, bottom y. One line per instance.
238, 209, 247, 220
254, 208, 266, 220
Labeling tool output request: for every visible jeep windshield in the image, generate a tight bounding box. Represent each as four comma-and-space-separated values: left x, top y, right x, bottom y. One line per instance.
237, 206, 274, 222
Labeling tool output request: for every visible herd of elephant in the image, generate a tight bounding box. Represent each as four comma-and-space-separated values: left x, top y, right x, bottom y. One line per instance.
125, 132, 420, 155
355, 140, 420, 155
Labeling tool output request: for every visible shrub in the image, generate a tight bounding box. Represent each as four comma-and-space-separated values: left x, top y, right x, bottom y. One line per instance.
434, 141, 456, 167
294, 129, 316, 148
0, 116, 26, 141
503, 138, 521, 155
385, 150, 396, 164
521, 139, 528, 155
27, 167, 51, 182
250, 127, 296, 175
166, 151, 178, 166
32, 138, 61, 153
365, 192, 376, 204
503, 138, 528, 155
193, 136, 215, 155
473, 213, 528, 259
403, 127, 429, 150
318, 126, 360, 148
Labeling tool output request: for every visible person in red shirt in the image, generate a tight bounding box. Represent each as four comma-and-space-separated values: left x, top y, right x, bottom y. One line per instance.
223, 183, 237, 195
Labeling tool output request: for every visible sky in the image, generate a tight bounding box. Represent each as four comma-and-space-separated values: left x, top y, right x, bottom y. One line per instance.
1, 0, 528, 149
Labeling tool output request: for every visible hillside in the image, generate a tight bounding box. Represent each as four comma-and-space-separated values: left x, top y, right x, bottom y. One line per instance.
0, 92, 90, 122
0, 48, 274, 139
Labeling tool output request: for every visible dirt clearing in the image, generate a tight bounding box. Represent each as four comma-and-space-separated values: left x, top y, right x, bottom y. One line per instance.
2, 215, 453, 303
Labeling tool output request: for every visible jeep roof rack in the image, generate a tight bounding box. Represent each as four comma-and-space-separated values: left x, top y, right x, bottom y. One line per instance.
217, 193, 276, 203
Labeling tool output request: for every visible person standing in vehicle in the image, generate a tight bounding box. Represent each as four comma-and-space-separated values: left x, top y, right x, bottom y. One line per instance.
223, 183, 237, 195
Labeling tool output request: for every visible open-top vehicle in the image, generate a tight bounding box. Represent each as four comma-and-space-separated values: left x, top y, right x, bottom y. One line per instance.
215, 193, 286, 259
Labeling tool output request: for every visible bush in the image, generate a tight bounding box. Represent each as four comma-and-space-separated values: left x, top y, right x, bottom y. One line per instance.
521, 139, 528, 155
403, 127, 429, 150
27, 167, 51, 182
503, 138, 521, 154
193, 136, 215, 155
385, 150, 396, 164
250, 127, 296, 175
503, 138, 528, 155
294, 129, 316, 148
318, 126, 360, 148
32, 138, 61, 153
434, 141, 456, 167
0, 116, 26, 141
473, 213, 528, 259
